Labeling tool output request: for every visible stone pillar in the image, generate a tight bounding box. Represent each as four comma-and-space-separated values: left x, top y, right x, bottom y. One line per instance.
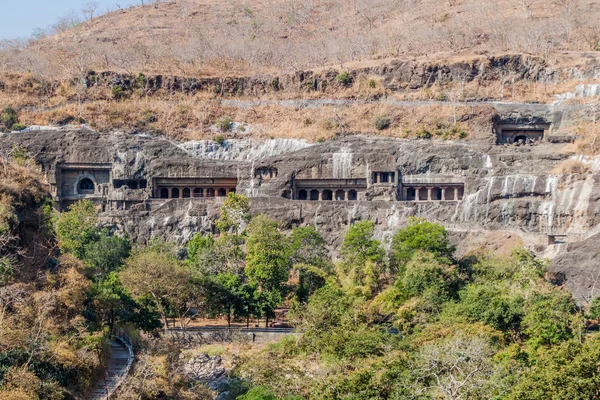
427, 187, 432, 201
454, 187, 459, 201
318, 190, 323, 201
374, 173, 379, 184
179, 188, 183, 199
441, 187, 446, 201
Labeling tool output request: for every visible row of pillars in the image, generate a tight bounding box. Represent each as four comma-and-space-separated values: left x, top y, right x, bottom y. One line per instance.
403, 186, 463, 201
297, 189, 359, 201
159, 187, 236, 199
372, 172, 395, 184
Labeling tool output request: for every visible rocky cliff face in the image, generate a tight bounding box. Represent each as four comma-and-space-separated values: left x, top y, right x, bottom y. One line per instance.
1, 127, 598, 300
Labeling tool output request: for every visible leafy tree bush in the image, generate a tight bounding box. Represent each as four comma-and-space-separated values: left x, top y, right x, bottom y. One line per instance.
237, 386, 277, 400
87, 272, 161, 332
216, 192, 250, 234
457, 283, 524, 332
589, 296, 600, 319
55, 200, 99, 259
336, 72, 353, 87
289, 226, 330, 302
392, 217, 455, 267
0, 107, 17, 131
186, 233, 215, 266
120, 247, 196, 329
522, 288, 577, 348
83, 233, 131, 280
216, 116, 233, 132
400, 251, 459, 303
374, 115, 391, 131
245, 215, 290, 326
509, 337, 600, 400
340, 220, 383, 268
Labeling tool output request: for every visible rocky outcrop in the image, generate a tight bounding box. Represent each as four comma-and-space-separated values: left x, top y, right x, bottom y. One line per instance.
2, 128, 599, 299
73, 54, 576, 98
548, 233, 600, 302
182, 354, 230, 391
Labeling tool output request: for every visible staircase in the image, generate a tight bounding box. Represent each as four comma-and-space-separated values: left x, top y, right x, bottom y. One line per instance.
89, 335, 134, 400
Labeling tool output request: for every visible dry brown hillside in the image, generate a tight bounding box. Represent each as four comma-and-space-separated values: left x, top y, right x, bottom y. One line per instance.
2, 0, 600, 78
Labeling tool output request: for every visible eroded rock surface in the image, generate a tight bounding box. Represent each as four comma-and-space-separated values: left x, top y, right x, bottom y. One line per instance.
1, 127, 599, 300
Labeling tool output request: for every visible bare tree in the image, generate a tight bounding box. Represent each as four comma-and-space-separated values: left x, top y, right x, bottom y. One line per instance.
82, 2, 99, 22
413, 332, 497, 400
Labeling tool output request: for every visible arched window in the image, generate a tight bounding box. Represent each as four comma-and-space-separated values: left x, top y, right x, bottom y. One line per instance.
348, 189, 358, 201
335, 189, 346, 201
298, 190, 308, 200
218, 188, 227, 197
206, 188, 215, 197
78, 178, 95, 194
406, 187, 416, 201
183, 188, 191, 198
322, 190, 333, 201
171, 188, 180, 198
229, 188, 236, 193
309, 190, 319, 201
193, 188, 203, 198
160, 188, 169, 199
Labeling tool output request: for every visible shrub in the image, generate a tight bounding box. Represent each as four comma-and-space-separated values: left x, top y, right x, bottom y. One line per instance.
336, 72, 353, 87
589, 296, 600, 319
135, 73, 146, 89
237, 386, 277, 400
368, 78, 377, 88
374, 115, 391, 131
0, 107, 18, 131
11, 123, 26, 131
111, 86, 125, 99
415, 126, 432, 139
216, 116, 233, 132
214, 134, 227, 146
391, 217, 455, 266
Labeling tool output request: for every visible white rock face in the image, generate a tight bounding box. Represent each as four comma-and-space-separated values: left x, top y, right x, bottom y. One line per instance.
179, 138, 314, 161
554, 84, 600, 103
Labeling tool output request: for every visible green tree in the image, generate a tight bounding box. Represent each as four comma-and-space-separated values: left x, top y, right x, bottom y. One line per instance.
55, 200, 99, 259
83, 233, 131, 280
522, 287, 577, 348
289, 226, 330, 303
88, 272, 161, 332
392, 217, 455, 267
186, 233, 215, 266
400, 251, 460, 310
120, 247, 196, 330
0, 107, 17, 131
209, 272, 245, 327
216, 192, 250, 235
340, 220, 384, 268
289, 226, 328, 267
509, 337, 600, 400
237, 386, 277, 400
245, 215, 290, 326
457, 283, 524, 333
589, 296, 600, 319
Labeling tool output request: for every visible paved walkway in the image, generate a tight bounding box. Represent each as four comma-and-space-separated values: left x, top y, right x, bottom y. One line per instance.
89, 338, 133, 400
